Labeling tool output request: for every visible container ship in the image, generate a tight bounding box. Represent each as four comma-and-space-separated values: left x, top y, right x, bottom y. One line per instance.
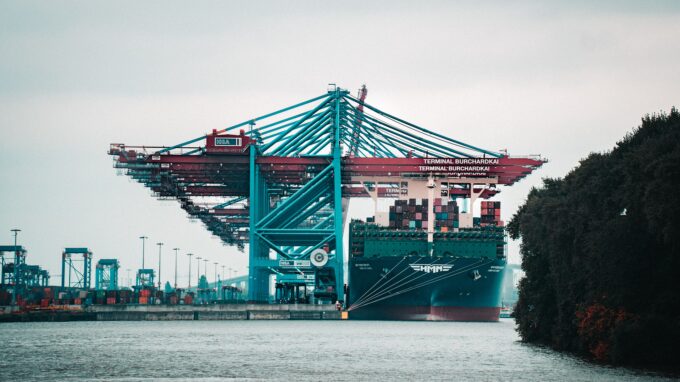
348, 197, 506, 321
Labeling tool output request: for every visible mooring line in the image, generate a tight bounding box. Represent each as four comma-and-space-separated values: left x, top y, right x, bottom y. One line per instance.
349, 259, 493, 311
350, 259, 493, 311
349, 256, 434, 309
350, 256, 426, 308
349, 256, 409, 308
350, 257, 460, 310
349, 260, 486, 311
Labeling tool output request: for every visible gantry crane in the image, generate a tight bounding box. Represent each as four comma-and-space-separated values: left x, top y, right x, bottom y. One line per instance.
109, 86, 544, 302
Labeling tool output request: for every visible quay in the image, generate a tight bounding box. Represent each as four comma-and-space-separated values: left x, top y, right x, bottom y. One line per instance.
0, 304, 342, 322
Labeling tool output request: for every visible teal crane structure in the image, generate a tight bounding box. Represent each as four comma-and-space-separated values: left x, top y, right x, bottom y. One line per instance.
95, 259, 120, 290
135, 269, 155, 289
109, 86, 544, 303
61, 247, 92, 289
1, 245, 50, 304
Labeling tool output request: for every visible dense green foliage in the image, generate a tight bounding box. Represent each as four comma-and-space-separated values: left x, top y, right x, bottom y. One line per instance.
508, 108, 680, 370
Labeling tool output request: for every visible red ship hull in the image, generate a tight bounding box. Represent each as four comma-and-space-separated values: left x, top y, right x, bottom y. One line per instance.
349, 306, 501, 322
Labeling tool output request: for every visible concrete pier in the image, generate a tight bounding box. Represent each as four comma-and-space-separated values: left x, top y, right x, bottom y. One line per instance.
0, 304, 343, 322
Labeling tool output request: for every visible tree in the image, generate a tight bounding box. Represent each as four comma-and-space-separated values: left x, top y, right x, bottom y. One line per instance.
509, 108, 680, 370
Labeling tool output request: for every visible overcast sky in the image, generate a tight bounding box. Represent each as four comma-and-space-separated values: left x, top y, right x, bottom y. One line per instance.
1, 1, 678, 287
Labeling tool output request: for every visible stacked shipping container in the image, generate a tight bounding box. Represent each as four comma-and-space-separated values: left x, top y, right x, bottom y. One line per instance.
388, 198, 459, 231
118, 289, 132, 304
434, 198, 459, 232
0, 286, 197, 307
138, 288, 152, 304
481, 201, 502, 226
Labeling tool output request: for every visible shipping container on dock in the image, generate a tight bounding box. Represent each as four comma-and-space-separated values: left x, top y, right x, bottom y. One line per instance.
94, 290, 105, 305
184, 293, 194, 305
118, 290, 132, 304
56, 291, 73, 305
0, 290, 10, 306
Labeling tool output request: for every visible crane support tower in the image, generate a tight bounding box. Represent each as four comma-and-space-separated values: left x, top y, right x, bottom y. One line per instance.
61, 247, 92, 289
135, 269, 155, 289
0, 245, 26, 287
24, 265, 49, 287
95, 259, 120, 290
109, 86, 545, 303
1, 245, 49, 304
1, 245, 27, 304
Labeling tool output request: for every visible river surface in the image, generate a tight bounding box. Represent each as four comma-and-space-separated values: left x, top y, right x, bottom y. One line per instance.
0, 319, 675, 381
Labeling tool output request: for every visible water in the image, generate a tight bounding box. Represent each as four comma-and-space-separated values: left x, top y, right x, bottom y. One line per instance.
0, 319, 675, 381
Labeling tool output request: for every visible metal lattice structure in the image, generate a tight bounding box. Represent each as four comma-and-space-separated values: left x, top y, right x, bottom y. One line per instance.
23, 265, 49, 287
95, 259, 120, 290
1, 246, 49, 304
0, 245, 26, 288
109, 86, 544, 302
61, 247, 92, 289
135, 269, 155, 289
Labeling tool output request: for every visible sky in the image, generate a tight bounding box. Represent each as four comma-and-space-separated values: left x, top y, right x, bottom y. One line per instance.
1, 1, 679, 288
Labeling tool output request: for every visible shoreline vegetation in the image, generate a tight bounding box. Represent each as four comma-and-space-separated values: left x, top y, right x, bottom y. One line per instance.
508, 107, 680, 372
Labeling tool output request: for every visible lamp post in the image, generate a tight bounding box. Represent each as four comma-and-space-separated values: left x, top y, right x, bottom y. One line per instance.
203, 259, 209, 284
221, 265, 226, 281
156, 242, 163, 289
11, 228, 20, 248
214, 262, 218, 284
139, 236, 148, 268
229, 267, 233, 279
186, 253, 193, 289
196, 256, 202, 287
173, 248, 179, 289
10, 228, 21, 305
